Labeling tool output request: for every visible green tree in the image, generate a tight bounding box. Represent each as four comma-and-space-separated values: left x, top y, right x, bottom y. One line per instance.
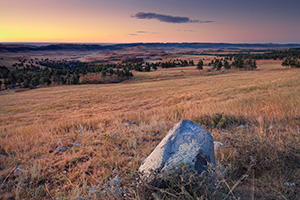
217, 61, 223, 70
197, 60, 203, 70
70, 75, 79, 85
39, 77, 45, 86
23, 79, 30, 88
144, 65, 151, 72
224, 60, 230, 70
252, 60, 257, 69
101, 69, 107, 78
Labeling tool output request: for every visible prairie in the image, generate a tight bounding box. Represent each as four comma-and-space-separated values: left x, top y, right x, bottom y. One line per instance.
0, 59, 300, 199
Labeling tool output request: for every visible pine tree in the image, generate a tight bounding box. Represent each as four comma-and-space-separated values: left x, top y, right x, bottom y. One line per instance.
197, 60, 203, 70
224, 60, 230, 70
252, 60, 257, 69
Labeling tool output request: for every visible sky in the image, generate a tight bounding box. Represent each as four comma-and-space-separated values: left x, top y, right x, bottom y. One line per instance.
1, 0, 300, 43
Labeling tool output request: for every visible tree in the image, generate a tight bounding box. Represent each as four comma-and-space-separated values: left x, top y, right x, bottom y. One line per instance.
252, 60, 257, 69
224, 60, 230, 70
46, 78, 52, 86
248, 59, 253, 66
189, 60, 194, 66
23, 79, 30, 88
197, 60, 203, 70
109, 68, 114, 76
101, 68, 107, 78
217, 61, 223, 70
39, 77, 45, 86
282, 57, 299, 68
152, 65, 157, 70
144, 65, 151, 72
70, 75, 79, 85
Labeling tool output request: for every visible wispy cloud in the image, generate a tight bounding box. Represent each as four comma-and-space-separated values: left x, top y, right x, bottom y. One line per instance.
177, 29, 196, 32
128, 31, 160, 36
136, 30, 159, 34
136, 31, 147, 33
133, 12, 214, 24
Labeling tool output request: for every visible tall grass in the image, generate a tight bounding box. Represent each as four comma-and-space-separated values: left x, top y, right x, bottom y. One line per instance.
0, 65, 300, 199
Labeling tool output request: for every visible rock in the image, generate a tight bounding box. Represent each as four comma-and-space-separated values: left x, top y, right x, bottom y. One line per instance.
214, 141, 224, 151
102, 175, 125, 198
77, 129, 83, 134
98, 132, 106, 136
151, 132, 158, 136
284, 182, 296, 187
14, 168, 24, 174
94, 140, 104, 144
74, 142, 81, 146
56, 146, 66, 152
110, 175, 122, 186
139, 120, 215, 179
237, 125, 245, 129
112, 133, 118, 137
126, 121, 136, 125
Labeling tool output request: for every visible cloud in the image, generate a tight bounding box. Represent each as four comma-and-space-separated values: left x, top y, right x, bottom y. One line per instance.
133, 12, 214, 24
177, 29, 195, 32
128, 33, 138, 36
136, 30, 160, 34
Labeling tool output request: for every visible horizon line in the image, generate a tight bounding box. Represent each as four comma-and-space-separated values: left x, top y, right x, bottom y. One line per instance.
1, 41, 300, 45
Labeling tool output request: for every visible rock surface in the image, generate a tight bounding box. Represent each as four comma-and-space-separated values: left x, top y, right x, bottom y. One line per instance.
139, 120, 215, 178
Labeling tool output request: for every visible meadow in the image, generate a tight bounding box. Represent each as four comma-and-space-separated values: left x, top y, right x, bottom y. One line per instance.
0, 59, 300, 199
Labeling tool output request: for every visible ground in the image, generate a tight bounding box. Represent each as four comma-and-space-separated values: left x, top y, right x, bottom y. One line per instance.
0, 54, 300, 199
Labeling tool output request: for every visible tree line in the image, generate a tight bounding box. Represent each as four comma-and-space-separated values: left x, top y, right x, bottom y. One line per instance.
0, 58, 134, 90
196, 57, 257, 70
199, 48, 300, 68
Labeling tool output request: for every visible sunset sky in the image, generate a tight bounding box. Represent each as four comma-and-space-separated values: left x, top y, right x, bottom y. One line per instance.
1, 0, 300, 43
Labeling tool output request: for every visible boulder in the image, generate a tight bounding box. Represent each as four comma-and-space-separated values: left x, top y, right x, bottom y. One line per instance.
139, 120, 215, 179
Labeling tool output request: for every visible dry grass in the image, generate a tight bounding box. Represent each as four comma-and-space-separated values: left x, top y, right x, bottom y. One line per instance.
0, 61, 300, 199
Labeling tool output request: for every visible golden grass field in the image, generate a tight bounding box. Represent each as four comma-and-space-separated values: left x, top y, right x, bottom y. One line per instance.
0, 59, 300, 199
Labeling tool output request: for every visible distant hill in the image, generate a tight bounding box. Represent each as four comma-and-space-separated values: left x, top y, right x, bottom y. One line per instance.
1, 42, 300, 52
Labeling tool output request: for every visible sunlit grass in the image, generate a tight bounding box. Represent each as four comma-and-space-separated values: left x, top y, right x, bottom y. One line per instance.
0, 62, 300, 199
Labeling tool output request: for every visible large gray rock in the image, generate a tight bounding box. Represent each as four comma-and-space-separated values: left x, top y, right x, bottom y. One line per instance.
139, 120, 215, 178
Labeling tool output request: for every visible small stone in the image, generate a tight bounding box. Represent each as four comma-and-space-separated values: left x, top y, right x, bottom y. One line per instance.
151, 132, 158, 136
94, 140, 104, 143
98, 132, 106, 136
214, 141, 224, 151
77, 130, 83, 133
14, 168, 24, 174
112, 134, 118, 137
126, 121, 137, 125
284, 182, 295, 187
237, 125, 245, 129
110, 175, 122, 186
74, 142, 81, 146
56, 146, 66, 152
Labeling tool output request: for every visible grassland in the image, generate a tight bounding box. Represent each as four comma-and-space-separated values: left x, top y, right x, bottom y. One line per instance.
0, 60, 300, 199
